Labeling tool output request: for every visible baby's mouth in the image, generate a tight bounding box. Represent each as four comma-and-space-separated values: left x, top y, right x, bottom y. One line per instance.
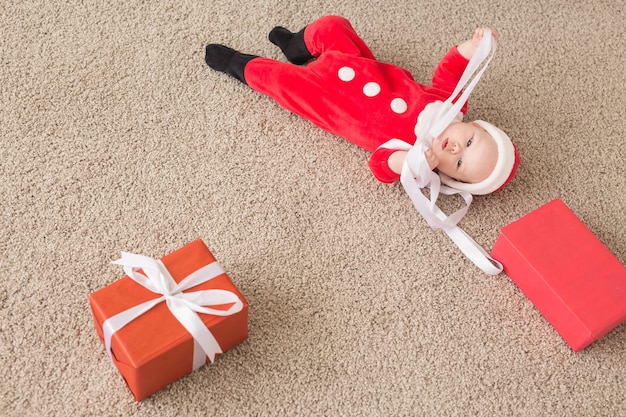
441, 138, 449, 151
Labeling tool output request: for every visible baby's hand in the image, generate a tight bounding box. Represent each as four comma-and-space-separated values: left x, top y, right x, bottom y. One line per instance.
458, 27, 498, 59
425, 149, 439, 170
471, 27, 498, 47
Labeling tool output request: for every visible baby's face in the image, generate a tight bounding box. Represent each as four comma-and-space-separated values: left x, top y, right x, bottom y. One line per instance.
431, 122, 498, 183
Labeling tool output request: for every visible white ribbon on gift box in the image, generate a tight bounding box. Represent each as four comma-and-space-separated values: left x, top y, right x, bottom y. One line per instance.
378, 30, 503, 275
102, 251, 244, 370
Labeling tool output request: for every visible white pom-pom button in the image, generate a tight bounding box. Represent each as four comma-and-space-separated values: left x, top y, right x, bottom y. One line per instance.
338, 66, 356, 81
391, 98, 408, 114
363, 82, 381, 97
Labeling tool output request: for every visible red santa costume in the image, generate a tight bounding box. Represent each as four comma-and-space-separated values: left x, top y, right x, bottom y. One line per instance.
206, 15, 519, 192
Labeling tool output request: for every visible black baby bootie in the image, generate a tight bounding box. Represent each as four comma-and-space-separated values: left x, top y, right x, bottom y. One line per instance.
205, 44, 257, 84
268, 26, 313, 65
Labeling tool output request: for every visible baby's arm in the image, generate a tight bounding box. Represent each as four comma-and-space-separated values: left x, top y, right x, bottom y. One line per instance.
369, 147, 438, 183
432, 27, 497, 94
387, 150, 438, 175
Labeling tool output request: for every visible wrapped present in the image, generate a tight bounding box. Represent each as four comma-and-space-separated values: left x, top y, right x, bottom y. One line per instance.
491, 199, 626, 351
89, 239, 248, 400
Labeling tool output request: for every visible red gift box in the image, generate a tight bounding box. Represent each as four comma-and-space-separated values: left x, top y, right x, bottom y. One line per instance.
89, 239, 248, 400
491, 199, 626, 351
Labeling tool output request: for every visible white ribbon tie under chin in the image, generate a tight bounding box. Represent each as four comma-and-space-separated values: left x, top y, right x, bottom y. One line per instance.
102, 252, 244, 369
380, 30, 503, 275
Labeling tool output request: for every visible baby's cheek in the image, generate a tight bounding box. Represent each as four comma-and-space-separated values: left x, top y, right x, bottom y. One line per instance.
434, 155, 451, 173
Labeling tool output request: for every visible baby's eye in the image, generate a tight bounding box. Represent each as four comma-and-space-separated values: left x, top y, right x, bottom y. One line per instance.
457, 158, 463, 168
467, 139, 473, 147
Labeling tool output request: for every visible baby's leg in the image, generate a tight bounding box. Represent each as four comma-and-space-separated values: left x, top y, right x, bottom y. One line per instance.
244, 58, 342, 136
269, 15, 375, 63
269, 27, 312, 65
205, 44, 258, 85
205, 44, 331, 128
305, 15, 376, 59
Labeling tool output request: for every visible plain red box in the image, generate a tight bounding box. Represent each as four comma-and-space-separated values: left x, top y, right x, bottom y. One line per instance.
491, 199, 626, 351
89, 239, 248, 400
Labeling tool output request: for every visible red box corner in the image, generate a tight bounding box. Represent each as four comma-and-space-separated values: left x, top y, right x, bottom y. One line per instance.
491, 199, 626, 351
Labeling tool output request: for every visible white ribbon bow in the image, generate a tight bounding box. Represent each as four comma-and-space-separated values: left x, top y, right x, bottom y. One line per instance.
380, 30, 503, 275
102, 251, 244, 369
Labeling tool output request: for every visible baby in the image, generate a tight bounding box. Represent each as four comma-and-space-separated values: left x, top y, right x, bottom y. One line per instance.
205, 15, 519, 194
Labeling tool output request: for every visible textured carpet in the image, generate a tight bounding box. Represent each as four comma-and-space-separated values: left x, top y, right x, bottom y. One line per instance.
1, 0, 625, 416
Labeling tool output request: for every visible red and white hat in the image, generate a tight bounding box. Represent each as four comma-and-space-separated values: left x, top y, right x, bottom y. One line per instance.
438, 120, 520, 195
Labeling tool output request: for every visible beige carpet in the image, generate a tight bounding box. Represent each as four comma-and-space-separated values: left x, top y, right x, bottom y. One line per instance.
2, 0, 625, 415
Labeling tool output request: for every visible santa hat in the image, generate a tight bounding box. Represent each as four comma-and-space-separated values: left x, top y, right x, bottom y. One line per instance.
438, 120, 520, 195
